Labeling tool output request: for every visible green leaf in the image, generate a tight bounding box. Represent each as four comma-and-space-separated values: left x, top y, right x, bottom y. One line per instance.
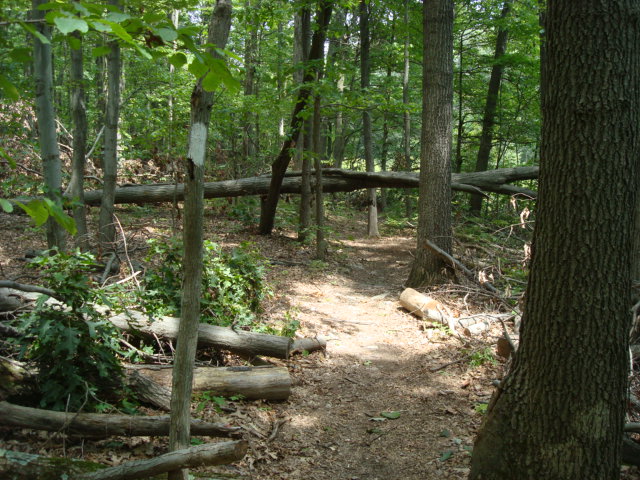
142, 11, 167, 23
188, 59, 208, 78
380, 411, 401, 420
17, 199, 49, 227
439, 450, 454, 462
202, 71, 221, 91
105, 12, 131, 23
54, 16, 89, 34
9, 47, 32, 63
155, 27, 177, 43
168, 52, 187, 69
0, 199, 14, 213
90, 20, 112, 33
44, 198, 77, 235
92, 45, 111, 57
19, 22, 50, 44
0, 147, 17, 168
439, 429, 451, 438
67, 35, 82, 50
0, 74, 20, 100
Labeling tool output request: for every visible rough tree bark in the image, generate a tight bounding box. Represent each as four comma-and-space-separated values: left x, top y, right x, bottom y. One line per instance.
98, 0, 121, 251
168, 2, 232, 479
32, 0, 65, 250
406, 0, 454, 288
469, 1, 640, 478
360, 0, 379, 237
469, 0, 511, 214
258, 0, 333, 235
402, 0, 413, 216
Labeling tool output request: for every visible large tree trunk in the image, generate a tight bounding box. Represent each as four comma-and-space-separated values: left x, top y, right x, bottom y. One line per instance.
406, 0, 454, 288
74, 166, 539, 206
402, 0, 413, 215
469, 2, 640, 478
68, 32, 89, 250
32, 0, 65, 250
469, 0, 511, 214
258, 1, 333, 235
0, 401, 238, 437
360, 0, 379, 237
99, 0, 122, 250
169, 3, 233, 479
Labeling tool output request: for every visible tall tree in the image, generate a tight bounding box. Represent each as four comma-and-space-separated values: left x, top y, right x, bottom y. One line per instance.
98, 0, 122, 250
32, 0, 65, 250
469, 1, 640, 478
359, 0, 378, 237
258, 0, 333, 236
68, 32, 89, 250
406, 0, 454, 287
168, 2, 233, 479
469, 0, 511, 214
401, 0, 413, 217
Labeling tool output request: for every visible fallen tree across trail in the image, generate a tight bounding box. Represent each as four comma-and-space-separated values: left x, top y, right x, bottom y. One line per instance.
75, 167, 538, 207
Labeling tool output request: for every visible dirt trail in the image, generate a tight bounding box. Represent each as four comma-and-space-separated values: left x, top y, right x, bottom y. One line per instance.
251, 234, 488, 480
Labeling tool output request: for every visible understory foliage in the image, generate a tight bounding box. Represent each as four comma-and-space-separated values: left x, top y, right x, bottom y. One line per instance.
141, 238, 271, 328
15, 250, 124, 412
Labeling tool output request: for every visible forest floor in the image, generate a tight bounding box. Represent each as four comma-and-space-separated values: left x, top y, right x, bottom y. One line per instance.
1, 202, 639, 479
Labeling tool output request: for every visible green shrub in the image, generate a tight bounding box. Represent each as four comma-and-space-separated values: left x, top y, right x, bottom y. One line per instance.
16, 250, 125, 411
141, 238, 271, 328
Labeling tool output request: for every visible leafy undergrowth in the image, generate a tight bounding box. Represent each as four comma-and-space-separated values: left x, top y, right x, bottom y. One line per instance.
0, 202, 638, 479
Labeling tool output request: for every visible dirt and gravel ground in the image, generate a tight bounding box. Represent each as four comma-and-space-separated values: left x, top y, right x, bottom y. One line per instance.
0, 204, 638, 479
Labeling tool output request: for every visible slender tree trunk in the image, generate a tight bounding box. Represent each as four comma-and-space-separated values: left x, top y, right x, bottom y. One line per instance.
168, 2, 232, 479
454, 29, 465, 174
99, 0, 122, 251
296, 6, 312, 242
406, 0, 453, 287
68, 32, 89, 250
32, 0, 65, 250
258, 1, 333, 235
360, 0, 378, 237
469, 0, 511, 214
402, 0, 412, 218
313, 90, 326, 259
242, 0, 258, 165
469, 2, 640, 478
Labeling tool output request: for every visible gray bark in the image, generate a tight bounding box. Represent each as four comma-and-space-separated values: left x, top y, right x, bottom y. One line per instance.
470, 1, 640, 478
98, 0, 122, 250
75, 166, 539, 206
169, 2, 232, 479
32, 0, 65, 250
68, 32, 89, 249
469, 0, 512, 214
360, 0, 379, 237
402, 0, 413, 216
406, 0, 454, 287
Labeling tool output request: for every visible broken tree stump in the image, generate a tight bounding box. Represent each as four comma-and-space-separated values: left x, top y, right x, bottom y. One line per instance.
127, 364, 291, 401
0, 401, 239, 437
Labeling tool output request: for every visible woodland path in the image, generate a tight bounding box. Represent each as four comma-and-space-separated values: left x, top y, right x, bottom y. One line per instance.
249, 230, 490, 480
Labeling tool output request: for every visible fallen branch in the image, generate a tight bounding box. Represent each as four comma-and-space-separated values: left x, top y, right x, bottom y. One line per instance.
77, 440, 248, 480
423, 240, 500, 295
108, 308, 325, 359
0, 401, 239, 437
0, 280, 56, 299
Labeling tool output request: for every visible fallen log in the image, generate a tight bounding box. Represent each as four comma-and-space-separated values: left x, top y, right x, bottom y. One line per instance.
63, 166, 538, 207
77, 440, 248, 480
0, 448, 107, 480
0, 401, 239, 437
108, 309, 325, 359
399, 288, 452, 326
127, 364, 291, 401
